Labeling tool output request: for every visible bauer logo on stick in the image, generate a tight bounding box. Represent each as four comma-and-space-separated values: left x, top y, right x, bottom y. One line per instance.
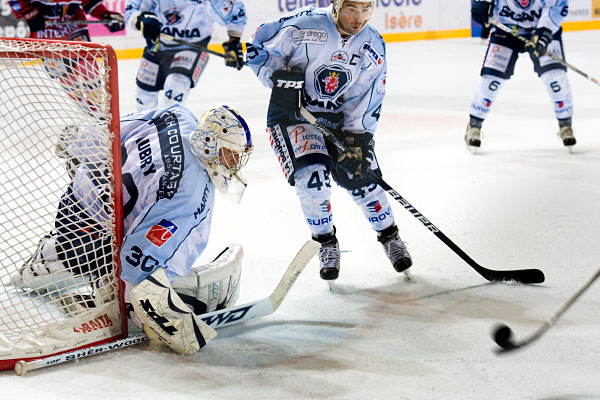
146, 219, 179, 247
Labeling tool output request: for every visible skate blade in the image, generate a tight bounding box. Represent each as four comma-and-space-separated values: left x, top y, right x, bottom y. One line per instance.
465, 144, 480, 155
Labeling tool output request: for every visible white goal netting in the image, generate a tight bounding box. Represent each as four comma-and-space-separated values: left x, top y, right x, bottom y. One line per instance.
0, 38, 125, 370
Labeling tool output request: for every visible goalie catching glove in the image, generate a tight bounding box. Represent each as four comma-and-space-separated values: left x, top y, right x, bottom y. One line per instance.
130, 268, 217, 355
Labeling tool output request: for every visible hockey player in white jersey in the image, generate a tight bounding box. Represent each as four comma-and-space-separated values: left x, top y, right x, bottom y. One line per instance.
124, 0, 247, 110
466, 0, 576, 150
245, 0, 411, 281
12, 104, 253, 354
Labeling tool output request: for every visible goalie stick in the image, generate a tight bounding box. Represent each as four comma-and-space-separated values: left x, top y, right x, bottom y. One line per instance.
488, 17, 600, 88
492, 265, 600, 354
13, 240, 320, 376
298, 105, 544, 284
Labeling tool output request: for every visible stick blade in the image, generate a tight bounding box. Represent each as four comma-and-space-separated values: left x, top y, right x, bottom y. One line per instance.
484, 268, 545, 284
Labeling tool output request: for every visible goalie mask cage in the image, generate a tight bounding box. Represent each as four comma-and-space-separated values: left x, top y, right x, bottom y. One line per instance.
0, 38, 125, 371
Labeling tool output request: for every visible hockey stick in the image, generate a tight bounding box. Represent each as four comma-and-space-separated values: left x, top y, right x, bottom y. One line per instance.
492, 266, 600, 354
298, 105, 544, 284
488, 17, 600, 87
158, 34, 242, 64
45, 20, 117, 27
14, 240, 320, 375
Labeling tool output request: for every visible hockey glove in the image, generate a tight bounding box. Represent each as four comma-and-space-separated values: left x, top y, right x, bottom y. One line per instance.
526, 27, 553, 57
335, 132, 375, 178
270, 69, 305, 113
22, 6, 45, 32
136, 12, 162, 48
102, 11, 125, 33
471, 0, 492, 25
222, 37, 244, 70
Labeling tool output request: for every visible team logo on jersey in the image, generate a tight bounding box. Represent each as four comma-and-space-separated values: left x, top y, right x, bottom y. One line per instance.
146, 219, 179, 247
331, 50, 349, 63
320, 200, 331, 213
164, 9, 183, 25
512, 0, 531, 9
367, 200, 383, 213
314, 65, 351, 98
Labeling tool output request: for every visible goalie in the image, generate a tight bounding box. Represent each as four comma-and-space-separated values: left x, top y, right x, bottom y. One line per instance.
11, 104, 254, 355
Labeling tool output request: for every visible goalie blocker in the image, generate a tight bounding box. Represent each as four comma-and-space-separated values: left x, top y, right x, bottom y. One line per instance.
130, 244, 243, 355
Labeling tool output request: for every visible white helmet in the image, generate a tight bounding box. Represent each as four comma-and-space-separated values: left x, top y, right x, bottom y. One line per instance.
331, 0, 375, 34
191, 106, 253, 204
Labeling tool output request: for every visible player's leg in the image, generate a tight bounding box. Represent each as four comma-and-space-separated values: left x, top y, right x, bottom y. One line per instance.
267, 119, 340, 280
466, 28, 521, 149
134, 49, 166, 110
530, 29, 575, 147
159, 47, 209, 108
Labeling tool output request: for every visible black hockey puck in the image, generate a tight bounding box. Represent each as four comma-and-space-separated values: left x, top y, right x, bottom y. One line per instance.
493, 324, 515, 349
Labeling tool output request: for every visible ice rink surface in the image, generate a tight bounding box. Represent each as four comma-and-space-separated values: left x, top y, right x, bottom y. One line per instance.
3, 30, 600, 399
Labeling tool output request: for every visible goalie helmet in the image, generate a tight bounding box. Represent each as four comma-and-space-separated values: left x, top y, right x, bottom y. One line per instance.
191, 106, 253, 204
331, 0, 375, 35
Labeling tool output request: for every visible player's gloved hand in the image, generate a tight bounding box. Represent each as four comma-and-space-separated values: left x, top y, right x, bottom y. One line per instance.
102, 11, 125, 33
136, 12, 162, 47
471, 0, 492, 25
337, 149, 363, 177
22, 6, 45, 32
222, 37, 244, 70
526, 27, 553, 57
269, 69, 305, 113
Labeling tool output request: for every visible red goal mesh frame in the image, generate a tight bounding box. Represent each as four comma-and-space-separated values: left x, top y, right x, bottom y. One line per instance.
0, 37, 125, 371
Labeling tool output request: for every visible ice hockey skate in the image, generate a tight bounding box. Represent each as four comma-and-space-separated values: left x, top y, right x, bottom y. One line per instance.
11, 233, 89, 294
377, 225, 412, 274
558, 125, 576, 149
464, 124, 482, 152
313, 230, 340, 280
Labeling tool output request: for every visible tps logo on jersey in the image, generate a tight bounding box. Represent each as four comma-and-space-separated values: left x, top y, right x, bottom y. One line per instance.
555, 100, 565, 108
314, 65, 351, 99
331, 51, 349, 63
367, 200, 383, 213
146, 219, 179, 247
320, 200, 331, 213
513, 0, 531, 9
164, 9, 183, 25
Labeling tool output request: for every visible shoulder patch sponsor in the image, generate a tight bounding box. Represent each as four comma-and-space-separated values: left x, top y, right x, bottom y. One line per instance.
360, 42, 383, 67
146, 219, 179, 247
292, 29, 327, 45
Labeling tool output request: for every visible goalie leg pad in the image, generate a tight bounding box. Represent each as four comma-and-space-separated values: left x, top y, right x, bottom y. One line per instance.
130, 268, 217, 355
172, 244, 243, 315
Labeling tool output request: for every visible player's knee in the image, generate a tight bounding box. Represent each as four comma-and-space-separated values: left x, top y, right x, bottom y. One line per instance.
160, 73, 191, 106
470, 75, 506, 118
135, 86, 158, 111
294, 164, 332, 205
172, 244, 243, 314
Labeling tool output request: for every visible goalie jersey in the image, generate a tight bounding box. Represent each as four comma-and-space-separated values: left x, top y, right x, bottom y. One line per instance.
68, 105, 215, 297
246, 5, 387, 134
492, 0, 569, 33
124, 0, 247, 46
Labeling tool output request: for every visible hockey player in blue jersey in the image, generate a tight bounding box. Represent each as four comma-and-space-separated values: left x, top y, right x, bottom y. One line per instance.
246, 0, 411, 281
466, 0, 576, 150
12, 104, 254, 354
124, 0, 247, 110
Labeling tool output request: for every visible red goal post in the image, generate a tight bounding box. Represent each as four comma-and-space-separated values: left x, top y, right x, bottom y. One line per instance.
0, 37, 125, 371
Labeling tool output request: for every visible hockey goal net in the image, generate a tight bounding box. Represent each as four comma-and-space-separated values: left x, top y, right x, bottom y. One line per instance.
0, 38, 125, 371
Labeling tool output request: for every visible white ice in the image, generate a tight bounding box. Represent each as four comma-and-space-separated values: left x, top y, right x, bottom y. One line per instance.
3, 30, 600, 399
